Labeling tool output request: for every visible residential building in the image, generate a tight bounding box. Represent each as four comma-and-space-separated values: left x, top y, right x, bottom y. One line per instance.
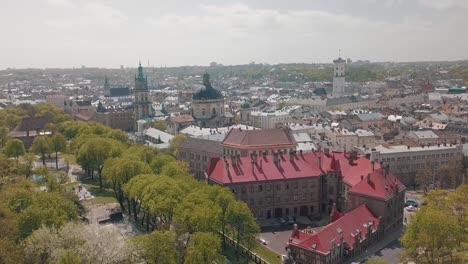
178, 137, 223, 179
355, 129, 377, 148
143, 128, 174, 149
250, 110, 291, 129
370, 144, 463, 185
168, 114, 195, 134
95, 109, 133, 131
324, 127, 358, 151
9, 115, 53, 148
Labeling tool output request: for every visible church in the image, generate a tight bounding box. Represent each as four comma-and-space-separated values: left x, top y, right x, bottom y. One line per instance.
191, 73, 231, 128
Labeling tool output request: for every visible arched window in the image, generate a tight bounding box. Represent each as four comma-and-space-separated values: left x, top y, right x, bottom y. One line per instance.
212, 108, 216, 116
202, 108, 206, 116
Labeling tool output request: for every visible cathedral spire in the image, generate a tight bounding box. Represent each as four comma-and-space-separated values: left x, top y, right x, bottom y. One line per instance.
136, 61, 145, 82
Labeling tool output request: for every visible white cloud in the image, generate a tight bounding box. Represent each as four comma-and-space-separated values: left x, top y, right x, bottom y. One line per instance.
44, 1, 128, 29
44, 0, 75, 8
417, 0, 468, 10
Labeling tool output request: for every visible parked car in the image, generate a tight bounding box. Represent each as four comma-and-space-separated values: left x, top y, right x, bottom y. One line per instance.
279, 217, 287, 224
258, 238, 267, 245
406, 205, 418, 212
405, 200, 419, 208
287, 216, 295, 224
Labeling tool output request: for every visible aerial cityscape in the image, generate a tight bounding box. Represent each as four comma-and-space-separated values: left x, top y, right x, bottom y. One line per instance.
0, 1, 467, 264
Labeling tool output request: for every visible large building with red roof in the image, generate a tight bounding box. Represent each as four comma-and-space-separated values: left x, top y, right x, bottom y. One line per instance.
206, 149, 406, 231
287, 205, 384, 264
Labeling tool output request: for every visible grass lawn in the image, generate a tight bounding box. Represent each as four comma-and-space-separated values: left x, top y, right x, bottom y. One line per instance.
60, 153, 77, 165
252, 244, 282, 264
79, 176, 118, 206
223, 243, 281, 264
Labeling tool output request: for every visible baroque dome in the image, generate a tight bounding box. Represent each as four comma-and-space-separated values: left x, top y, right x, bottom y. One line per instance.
192, 73, 223, 101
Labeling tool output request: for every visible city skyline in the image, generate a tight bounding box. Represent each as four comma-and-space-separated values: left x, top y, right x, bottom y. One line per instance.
1, 0, 468, 69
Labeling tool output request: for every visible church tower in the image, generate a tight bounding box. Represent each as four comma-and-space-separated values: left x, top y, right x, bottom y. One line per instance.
103, 75, 110, 97
332, 56, 346, 98
134, 62, 152, 121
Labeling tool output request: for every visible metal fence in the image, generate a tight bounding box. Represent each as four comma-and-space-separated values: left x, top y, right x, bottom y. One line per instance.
223, 234, 271, 264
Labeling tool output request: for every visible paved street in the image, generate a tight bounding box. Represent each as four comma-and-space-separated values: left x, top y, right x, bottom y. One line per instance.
369, 239, 403, 264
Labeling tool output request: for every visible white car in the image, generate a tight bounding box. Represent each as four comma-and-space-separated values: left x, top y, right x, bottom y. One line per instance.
259, 238, 267, 245
406, 205, 418, 212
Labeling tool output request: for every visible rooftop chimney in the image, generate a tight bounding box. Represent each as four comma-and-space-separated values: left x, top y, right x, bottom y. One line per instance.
260, 159, 263, 170
273, 151, 279, 166
225, 159, 230, 177
289, 151, 294, 162
251, 160, 255, 174
371, 160, 375, 171
324, 148, 330, 155
318, 156, 322, 169
361, 175, 364, 181
367, 173, 371, 183
384, 164, 389, 177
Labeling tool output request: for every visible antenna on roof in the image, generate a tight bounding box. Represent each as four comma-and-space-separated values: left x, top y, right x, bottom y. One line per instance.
338, 49, 341, 58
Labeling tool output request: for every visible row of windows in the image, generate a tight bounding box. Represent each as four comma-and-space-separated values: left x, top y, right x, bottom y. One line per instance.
247, 194, 317, 206
236, 181, 317, 194
179, 152, 209, 162
381, 152, 455, 162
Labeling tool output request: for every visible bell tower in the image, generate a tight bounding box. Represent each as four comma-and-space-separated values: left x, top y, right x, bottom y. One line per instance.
134, 61, 152, 121
332, 51, 346, 98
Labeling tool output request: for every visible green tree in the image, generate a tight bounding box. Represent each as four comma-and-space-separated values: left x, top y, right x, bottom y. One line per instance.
227, 200, 260, 258
76, 146, 95, 178
169, 134, 187, 157
215, 187, 236, 250
18, 153, 36, 178
122, 145, 159, 164
50, 133, 67, 170
401, 186, 466, 264
4, 139, 25, 160
81, 138, 123, 189
0, 126, 8, 148
184, 232, 225, 264
13, 191, 79, 239
150, 154, 176, 174
134, 230, 177, 264
153, 120, 168, 132
31, 136, 51, 165
174, 191, 220, 234
102, 157, 152, 211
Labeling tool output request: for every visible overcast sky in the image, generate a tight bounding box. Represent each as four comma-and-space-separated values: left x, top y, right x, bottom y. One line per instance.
1, 0, 467, 69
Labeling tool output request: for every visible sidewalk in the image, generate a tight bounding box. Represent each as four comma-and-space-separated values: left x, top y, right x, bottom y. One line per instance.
346, 227, 404, 264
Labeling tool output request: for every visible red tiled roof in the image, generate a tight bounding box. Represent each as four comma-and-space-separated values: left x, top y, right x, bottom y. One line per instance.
222, 128, 295, 148
330, 206, 344, 222
348, 169, 405, 200
171, 114, 194, 123
206, 151, 380, 185
289, 205, 380, 254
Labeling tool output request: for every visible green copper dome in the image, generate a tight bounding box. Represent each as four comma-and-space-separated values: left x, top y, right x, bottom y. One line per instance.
192, 73, 223, 100
240, 101, 250, 109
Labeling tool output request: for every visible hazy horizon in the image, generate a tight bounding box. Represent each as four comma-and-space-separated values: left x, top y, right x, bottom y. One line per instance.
2, 0, 468, 69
